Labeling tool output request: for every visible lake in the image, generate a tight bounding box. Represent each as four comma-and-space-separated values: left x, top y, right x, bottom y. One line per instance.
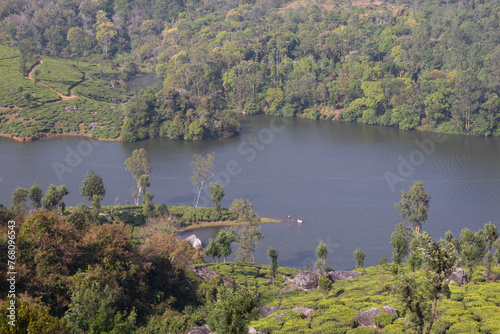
1, 115, 499, 270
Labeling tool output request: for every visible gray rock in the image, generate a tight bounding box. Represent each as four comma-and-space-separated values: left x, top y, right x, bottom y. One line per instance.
293, 270, 329, 291
185, 234, 203, 249
354, 306, 398, 328
190, 266, 235, 289
248, 327, 265, 334
447, 268, 468, 286
280, 284, 298, 293
293, 307, 314, 317
258, 306, 290, 318
328, 270, 362, 282
185, 324, 211, 334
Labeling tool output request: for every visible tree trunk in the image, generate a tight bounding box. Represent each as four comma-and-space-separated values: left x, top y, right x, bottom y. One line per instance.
425, 295, 438, 334
195, 189, 201, 207
251, 253, 255, 264
212, 257, 215, 270
486, 247, 492, 283
224, 255, 226, 264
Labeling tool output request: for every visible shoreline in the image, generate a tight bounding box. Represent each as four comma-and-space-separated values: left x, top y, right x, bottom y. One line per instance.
179, 217, 283, 233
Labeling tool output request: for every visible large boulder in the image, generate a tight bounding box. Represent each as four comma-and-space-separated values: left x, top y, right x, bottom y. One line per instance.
185, 324, 211, 334
248, 327, 265, 334
185, 234, 203, 249
447, 268, 468, 286
258, 306, 291, 318
293, 307, 314, 317
329, 270, 362, 282
293, 270, 327, 291
354, 306, 398, 328
190, 266, 235, 289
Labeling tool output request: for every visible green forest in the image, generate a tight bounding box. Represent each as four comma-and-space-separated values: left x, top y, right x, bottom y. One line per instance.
0, 0, 499, 142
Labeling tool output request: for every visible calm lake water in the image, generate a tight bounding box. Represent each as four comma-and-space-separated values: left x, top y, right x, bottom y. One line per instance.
1, 115, 499, 270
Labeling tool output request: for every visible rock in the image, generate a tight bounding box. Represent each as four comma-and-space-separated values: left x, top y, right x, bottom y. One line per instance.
185, 234, 203, 249
354, 306, 398, 328
248, 327, 265, 334
190, 266, 235, 289
447, 268, 468, 286
185, 324, 211, 334
293, 307, 314, 317
328, 270, 362, 282
258, 306, 290, 318
280, 284, 298, 293
293, 270, 327, 291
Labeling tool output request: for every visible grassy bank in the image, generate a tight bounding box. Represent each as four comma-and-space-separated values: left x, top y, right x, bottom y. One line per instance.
179, 217, 282, 232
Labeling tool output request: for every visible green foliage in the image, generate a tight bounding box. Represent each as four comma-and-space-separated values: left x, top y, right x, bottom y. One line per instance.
374, 311, 396, 328
125, 148, 151, 205
207, 285, 259, 334
316, 241, 329, 272
234, 225, 262, 263
209, 182, 224, 218
217, 229, 235, 264
354, 248, 366, 268
395, 180, 430, 237
205, 238, 221, 270
268, 247, 278, 285
229, 198, 260, 224
319, 275, 333, 300
191, 152, 215, 207
79, 170, 106, 209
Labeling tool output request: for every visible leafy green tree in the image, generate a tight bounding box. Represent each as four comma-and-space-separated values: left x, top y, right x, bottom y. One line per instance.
96, 21, 117, 55
483, 222, 498, 282
191, 152, 215, 207
229, 198, 260, 224
27, 183, 43, 209
125, 148, 151, 205
23, 91, 31, 108
11, 186, 28, 206
41, 185, 60, 211
394, 273, 430, 334
142, 191, 155, 217
395, 181, 430, 238
216, 229, 235, 264
315, 241, 328, 272
354, 248, 366, 268
409, 239, 423, 272
235, 225, 262, 263
419, 232, 459, 334
453, 69, 481, 132
210, 182, 224, 219
67, 26, 86, 67
80, 170, 106, 209
205, 238, 221, 270
495, 239, 500, 267
63, 282, 136, 333
267, 247, 278, 285
207, 285, 258, 334
318, 274, 333, 300
459, 227, 486, 281
391, 225, 409, 265
18, 38, 36, 79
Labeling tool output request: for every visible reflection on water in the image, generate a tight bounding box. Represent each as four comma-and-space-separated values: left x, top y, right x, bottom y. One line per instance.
1, 115, 499, 269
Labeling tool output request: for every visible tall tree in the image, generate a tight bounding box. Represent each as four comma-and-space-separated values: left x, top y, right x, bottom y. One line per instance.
18, 38, 36, 80
67, 27, 86, 67
191, 152, 215, 207
315, 241, 328, 272
318, 275, 333, 300
391, 226, 410, 265
205, 238, 221, 270
235, 225, 262, 263
483, 222, 498, 283
209, 182, 224, 219
80, 170, 106, 209
27, 183, 43, 209
453, 69, 481, 132
354, 248, 365, 268
124, 148, 151, 205
419, 232, 459, 334
216, 229, 235, 264
395, 181, 430, 238
267, 247, 278, 285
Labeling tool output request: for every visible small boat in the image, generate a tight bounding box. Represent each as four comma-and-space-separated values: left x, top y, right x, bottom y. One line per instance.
297, 219, 303, 224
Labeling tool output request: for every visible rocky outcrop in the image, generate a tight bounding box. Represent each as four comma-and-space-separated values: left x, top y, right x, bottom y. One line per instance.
293, 307, 314, 317
329, 270, 362, 282
190, 266, 235, 289
447, 268, 468, 286
185, 324, 211, 334
258, 306, 291, 318
293, 270, 329, 291
354, 306, 398, 328
248, 327, 265, 334
185, 234, 203, 249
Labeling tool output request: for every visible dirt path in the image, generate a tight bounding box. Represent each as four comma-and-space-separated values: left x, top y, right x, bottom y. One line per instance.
27, 59, 87, 100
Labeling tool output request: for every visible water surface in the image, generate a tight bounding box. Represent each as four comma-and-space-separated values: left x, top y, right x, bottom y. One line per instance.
1, 116, 499, 269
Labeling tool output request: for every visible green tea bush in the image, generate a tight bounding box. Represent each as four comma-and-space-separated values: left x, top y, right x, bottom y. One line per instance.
374, 311, 396, 328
